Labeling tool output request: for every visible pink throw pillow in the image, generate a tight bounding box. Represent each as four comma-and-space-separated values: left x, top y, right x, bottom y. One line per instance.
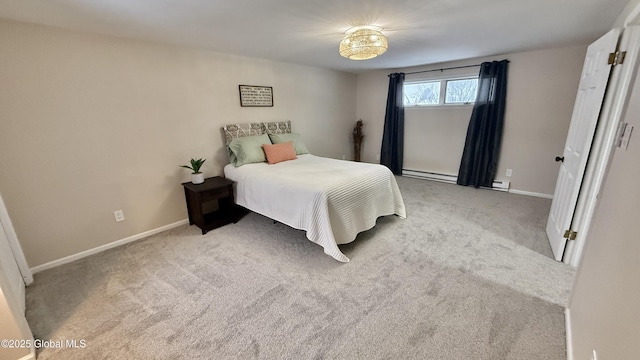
262, 141, 297, 164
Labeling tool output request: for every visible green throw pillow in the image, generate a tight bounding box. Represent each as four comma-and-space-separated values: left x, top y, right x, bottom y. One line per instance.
268, 133, 309, 155
228, 134, 272, 167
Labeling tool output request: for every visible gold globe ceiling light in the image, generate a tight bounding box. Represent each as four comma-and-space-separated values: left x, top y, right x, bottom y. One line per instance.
339, 26, 388, 60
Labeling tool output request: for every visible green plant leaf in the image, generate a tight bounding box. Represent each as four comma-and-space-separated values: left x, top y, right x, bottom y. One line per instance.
181, 157, 206, 174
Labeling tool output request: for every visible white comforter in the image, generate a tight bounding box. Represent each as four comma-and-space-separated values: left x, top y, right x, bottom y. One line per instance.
224, 155, 406, 262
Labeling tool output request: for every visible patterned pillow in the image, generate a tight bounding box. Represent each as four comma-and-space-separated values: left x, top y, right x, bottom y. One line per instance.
262, 141, 297, 164
262, 121, 291, 135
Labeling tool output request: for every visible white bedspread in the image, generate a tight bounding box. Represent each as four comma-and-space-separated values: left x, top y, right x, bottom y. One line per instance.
224, 155, 406, 262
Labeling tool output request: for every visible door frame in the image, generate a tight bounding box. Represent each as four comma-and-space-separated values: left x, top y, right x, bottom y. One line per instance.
0, 261, 35, 359
0, 194, 33, 285
564, 26, 640, 266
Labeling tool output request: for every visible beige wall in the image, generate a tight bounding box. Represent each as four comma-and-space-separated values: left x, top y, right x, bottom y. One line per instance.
567, 45, 640, 359
0, 20, 357, 267
356, 45, 587, 195
404, 106, 472, 175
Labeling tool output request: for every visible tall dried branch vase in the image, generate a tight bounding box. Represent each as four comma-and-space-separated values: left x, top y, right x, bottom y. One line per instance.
353, 119, 364, 162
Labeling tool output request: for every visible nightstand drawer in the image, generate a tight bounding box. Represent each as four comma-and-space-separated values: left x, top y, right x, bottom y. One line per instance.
200, 186, 230, 202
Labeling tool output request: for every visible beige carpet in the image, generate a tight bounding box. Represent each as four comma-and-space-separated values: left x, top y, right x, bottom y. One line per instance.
26, 176, 575, 359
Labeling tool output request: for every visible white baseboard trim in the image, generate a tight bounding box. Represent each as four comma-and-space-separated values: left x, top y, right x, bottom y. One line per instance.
565, 308, 573, 360
509, 189, 554, 199
30, 219, 189, 274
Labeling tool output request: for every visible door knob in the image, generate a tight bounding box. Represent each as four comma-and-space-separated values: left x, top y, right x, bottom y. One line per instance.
555, 156, 564, 162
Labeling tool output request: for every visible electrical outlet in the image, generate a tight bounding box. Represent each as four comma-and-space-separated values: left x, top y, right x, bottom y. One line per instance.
114, 210, 125, 222
341, 154, 346, 160
376, 153, 380, 161
506, 169, 513, 177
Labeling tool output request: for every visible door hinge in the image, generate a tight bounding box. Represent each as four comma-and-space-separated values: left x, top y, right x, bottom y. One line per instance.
563, 229, 578, 241
608, 51, 627, 65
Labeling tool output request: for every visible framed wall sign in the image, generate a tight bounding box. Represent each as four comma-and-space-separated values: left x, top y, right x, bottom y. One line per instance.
238, 85, 273, 107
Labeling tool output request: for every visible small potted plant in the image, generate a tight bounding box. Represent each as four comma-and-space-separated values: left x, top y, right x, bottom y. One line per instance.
180, 158, 206, 184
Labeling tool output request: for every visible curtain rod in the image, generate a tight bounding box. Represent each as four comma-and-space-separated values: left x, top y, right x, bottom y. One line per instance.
404, 63, 482, 75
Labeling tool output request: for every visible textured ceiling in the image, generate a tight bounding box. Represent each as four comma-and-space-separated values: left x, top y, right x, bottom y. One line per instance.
0, 0, 630, 73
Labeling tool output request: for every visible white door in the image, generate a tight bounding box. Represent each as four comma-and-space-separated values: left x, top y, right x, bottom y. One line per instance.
546, 29, 620, 261
0, 216, 26, 313
563, 27, 640, 266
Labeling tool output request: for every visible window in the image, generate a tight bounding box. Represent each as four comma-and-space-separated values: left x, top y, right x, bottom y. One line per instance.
404, 76, 478, 107
444, 78, 478, 104
404, 81, 440, 106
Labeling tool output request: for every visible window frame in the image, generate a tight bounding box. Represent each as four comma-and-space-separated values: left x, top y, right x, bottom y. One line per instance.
403, 75, 479, 108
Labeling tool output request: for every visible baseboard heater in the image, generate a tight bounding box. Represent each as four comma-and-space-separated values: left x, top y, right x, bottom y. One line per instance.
402, 169, 510, 192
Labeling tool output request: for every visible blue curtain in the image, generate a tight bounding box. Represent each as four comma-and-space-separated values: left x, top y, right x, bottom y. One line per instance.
457, 60, 509, 188
380, 73, 405, 175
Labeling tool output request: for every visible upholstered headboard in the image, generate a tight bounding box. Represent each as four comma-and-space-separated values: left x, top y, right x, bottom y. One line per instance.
261, 121, 291, 135
222, 122, 263, 145
222, 121, 293, 165
222, 121, 292, 144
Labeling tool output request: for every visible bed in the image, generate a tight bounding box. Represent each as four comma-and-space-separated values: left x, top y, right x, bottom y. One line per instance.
222, 121, 406, 262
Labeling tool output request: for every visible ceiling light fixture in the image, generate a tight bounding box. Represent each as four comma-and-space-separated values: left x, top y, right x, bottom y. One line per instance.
339, 25, 388, 60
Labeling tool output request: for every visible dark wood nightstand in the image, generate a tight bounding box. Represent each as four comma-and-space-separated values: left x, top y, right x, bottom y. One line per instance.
182, 176, 245, 234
